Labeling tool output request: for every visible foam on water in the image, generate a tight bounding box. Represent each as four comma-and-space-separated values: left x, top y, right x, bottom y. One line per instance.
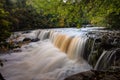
0, 39, 91, 80
0, 29, 93, 80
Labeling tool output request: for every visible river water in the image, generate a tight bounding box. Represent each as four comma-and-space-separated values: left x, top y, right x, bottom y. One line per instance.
0, 27, 119, 80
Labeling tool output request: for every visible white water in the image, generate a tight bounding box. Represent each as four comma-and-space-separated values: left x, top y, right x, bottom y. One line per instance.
0, 29, 92, 80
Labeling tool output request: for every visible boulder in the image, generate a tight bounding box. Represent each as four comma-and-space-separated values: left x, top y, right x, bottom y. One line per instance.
64, 70, 120, 80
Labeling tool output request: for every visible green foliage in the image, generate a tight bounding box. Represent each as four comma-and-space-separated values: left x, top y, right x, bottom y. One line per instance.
82, 0, 120, 28
0, 1, 11, 42
30, 0, 120, 28
106, 12, 120, 29
0, 0, 119, 41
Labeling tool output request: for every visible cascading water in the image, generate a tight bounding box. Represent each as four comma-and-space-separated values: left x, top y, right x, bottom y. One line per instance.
38, 30, 50, 40
94, 48, 120, 70
0, 29, 92, 80
0, 28, 119, 80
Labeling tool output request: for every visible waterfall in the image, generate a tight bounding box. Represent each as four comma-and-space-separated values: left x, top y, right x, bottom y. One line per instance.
67, 36, 88, 60
0, 29, 92, 80
94, 48, 120, 70
1, 28, 119, 80
38, 30, 50, 40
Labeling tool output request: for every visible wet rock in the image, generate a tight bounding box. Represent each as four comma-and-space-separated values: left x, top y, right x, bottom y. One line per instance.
64, 70, 120, 80
95, 38, 102, 43
22, 31, 31, 34
0, 73, 5, 80
31, 38, 40, 42
23, 38, 31, 42
100, 43, 114, 50
0, 63, 3, 67
23, 38, 40, 42
64, 71, 95, 80
0, 59, 3, 67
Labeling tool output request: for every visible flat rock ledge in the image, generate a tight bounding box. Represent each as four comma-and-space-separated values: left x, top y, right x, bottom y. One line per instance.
64, 70, 120, 80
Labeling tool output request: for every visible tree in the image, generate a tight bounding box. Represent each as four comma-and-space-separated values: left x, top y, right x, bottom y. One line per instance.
0, 1, 11, 42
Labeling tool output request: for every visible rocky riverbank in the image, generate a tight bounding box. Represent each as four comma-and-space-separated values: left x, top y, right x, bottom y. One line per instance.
64, 70, 120, 80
